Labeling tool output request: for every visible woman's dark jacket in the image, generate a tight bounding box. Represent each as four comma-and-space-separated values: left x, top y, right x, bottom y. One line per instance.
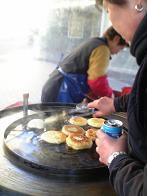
110, 14, 147, 196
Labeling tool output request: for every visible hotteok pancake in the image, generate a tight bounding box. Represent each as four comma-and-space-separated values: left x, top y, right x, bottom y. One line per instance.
62, 124, 85, 136
41, 130, 67, 144
66, 133, 92, 150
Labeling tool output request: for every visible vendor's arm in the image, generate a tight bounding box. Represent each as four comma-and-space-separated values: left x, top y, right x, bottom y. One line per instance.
87, 45, 113, 97
87, 94, 129, 117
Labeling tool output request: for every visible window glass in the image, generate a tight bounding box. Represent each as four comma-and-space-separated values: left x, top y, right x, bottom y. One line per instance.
39, 0, 102, 62
108, 49, 138, 91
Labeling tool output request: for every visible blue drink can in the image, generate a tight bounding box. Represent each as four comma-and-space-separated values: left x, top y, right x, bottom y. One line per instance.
101, 119, 123, 138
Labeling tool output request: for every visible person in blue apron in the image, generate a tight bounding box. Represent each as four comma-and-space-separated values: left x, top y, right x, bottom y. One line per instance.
41, 26, 128, 104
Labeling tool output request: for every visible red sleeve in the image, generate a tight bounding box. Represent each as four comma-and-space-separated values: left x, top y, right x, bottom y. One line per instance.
88, 75, 113, 97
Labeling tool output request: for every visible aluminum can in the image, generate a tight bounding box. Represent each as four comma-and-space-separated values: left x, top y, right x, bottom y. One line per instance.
101, 119, 123, 138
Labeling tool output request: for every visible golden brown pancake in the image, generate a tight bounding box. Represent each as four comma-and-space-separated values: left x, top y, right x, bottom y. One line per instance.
66, 133, 93, 150
62, 125, 85, 136
85, 128, 98, 141
69, 116, 87, 126
87, 118, 105, 128
41, 130, 67, 144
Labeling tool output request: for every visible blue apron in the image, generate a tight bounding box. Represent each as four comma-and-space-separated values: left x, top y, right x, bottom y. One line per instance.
57, 67, 89, 103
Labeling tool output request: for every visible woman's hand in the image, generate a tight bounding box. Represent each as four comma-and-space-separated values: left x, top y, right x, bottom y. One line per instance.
95, 129, 128, 165
88, 96, 115, 117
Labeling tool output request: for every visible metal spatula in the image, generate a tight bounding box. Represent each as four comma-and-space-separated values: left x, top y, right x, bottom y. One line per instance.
67, 102, 95, 116
44, 103, 96, 127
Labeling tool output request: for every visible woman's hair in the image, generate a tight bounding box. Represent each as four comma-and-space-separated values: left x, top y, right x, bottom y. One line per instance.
96, 0, 127, 6
102, 0, 127, 5
104, 26, 128, 46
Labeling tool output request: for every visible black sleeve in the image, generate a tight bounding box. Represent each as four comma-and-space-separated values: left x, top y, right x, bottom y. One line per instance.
109, 155, 147, 196
114, 94, 130, 112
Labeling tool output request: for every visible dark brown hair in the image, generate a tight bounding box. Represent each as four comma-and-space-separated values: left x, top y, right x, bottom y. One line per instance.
103, 26, 128, 46
97, 0, 127, 5
106, 0, 126, 5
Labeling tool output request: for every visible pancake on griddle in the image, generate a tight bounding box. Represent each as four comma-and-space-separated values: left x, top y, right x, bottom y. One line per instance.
69, 116, 87, 126
87, 118, 105, 128
66, 133, 93, 150
86, 128, 98, 141
62, 125, 85, 136
41, 130, 67, 144
28, 119, 44, 129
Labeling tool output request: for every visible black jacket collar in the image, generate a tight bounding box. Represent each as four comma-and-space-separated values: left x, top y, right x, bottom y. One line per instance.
130, 14, 147, 65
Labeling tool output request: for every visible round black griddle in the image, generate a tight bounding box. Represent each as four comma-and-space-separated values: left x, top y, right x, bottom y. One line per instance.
0, 103, 127, 195
3, 111, 105, 180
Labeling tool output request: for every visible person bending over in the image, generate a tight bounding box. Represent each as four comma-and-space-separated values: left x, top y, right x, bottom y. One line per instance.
41, 26, 128, 103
